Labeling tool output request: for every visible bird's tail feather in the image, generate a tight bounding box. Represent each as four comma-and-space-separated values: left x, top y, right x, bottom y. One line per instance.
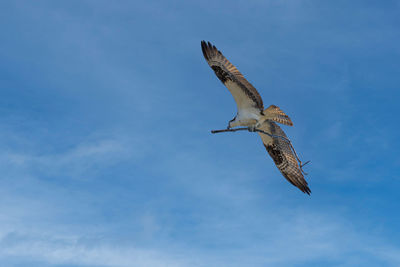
262, 105, 293, 126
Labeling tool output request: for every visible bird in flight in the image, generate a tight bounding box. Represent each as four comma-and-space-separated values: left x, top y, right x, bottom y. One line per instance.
201, 41, 311, 195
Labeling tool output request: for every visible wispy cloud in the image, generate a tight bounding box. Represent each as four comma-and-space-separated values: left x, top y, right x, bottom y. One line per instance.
0, 232, 193, 267
1, 136, 128, 182
0, 208, 399, 267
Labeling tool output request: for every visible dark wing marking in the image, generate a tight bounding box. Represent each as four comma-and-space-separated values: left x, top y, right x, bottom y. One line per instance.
258, 121, 311, 194
201, 41, 263, 111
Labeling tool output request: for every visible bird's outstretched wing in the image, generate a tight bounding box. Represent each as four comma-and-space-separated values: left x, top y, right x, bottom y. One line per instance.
201, 41, 264, 111
258, 121, 311, 194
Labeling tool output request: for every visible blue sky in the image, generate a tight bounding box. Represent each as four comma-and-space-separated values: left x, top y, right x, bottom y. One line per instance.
1, 1, 400, 266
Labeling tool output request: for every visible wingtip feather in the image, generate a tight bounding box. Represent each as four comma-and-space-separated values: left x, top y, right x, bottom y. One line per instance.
201, 40, 223, 62
303, 186, 311, 195
201, 41, 210, 61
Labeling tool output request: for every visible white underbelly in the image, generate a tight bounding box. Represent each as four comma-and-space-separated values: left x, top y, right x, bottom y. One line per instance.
236, 108, 261, 126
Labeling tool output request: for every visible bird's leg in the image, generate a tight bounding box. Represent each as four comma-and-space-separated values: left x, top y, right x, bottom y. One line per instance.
249, 119, 263, 132
254, 118, 266, 130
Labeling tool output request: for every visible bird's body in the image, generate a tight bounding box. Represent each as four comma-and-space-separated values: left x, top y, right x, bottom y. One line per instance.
201, 41, 311, 195
230, 107, 261, 128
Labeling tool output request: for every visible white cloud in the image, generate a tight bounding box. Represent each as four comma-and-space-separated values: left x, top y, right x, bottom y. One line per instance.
0, 130, 140, 181
0, 208, 399, 267
0, 232, 193, 267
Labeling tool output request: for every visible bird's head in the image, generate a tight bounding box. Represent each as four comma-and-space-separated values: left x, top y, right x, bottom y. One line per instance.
228, 116, 239, 129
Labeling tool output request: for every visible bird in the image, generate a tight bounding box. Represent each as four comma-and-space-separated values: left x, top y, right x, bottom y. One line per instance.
201, 41, 311, 195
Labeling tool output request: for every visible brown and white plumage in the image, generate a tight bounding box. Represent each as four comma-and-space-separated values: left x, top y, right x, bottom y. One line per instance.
258, 121, 311, 194
264, 105, 293, 126
201, 41, 263, 112
201, 41, 263, 128
201, 40, 311, 194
